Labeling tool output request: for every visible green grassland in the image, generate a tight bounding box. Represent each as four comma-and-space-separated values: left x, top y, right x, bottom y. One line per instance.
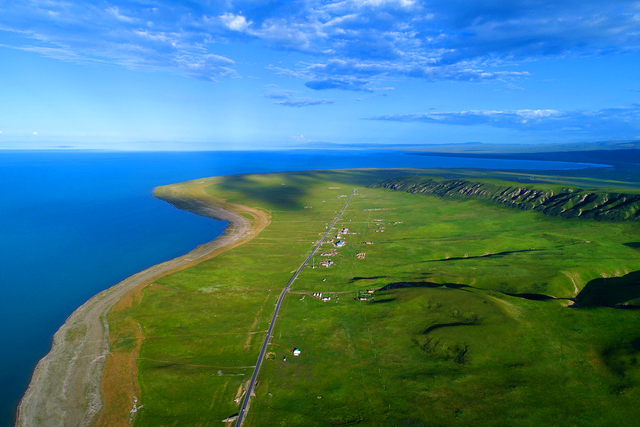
372, 175, 640, 221
388, 166, 640, 190
117, 168, 640, 426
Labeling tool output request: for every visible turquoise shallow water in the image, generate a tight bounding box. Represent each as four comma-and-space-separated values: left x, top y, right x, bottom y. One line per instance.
0, 150, 604, 426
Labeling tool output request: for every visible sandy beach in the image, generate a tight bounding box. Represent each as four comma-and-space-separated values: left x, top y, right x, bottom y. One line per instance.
15, 178, 269, 427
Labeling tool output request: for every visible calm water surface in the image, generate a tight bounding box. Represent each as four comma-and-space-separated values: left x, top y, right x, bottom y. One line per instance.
0, 150, 603, 426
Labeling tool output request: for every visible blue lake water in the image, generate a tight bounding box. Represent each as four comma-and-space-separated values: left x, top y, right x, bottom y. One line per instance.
0, 150, 604, 426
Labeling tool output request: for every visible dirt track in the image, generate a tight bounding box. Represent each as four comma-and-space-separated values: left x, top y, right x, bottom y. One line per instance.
15, 178, 268, 427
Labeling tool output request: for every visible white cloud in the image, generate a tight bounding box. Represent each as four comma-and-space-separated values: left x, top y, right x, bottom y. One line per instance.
2, 0, 639, 87
367, 104, 640, 137
32, 132, 38, 135
3, 44, 102, 64
271, 59, 528, 91
276, 97, 335, 107
263, 88, 334, 107
219, 13, 251, 31
106, 6, 136, 24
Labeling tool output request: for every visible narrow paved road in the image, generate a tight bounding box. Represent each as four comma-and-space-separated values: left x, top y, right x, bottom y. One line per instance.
235, 189, 356, 427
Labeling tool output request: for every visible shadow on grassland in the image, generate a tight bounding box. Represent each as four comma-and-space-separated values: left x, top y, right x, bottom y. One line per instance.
371, 298, 397, 303
575, 270, 640, 308
349, 276, 388, 282
422, 321, 476, 334
217, 174, 307, 210
378, 281, 558, 302
215, 169, 426, 210
601, 337, 640, 378
423, 248, 541, 263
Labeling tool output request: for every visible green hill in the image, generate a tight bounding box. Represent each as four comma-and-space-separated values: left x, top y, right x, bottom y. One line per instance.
373, 175, 640, 221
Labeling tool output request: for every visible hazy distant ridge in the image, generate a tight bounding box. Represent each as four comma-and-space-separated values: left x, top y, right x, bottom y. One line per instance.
374, 176, 640, 221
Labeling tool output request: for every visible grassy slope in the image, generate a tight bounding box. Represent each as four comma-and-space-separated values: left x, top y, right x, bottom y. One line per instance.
112, 169, 640, 427
395, 167, 640, 190
250, 174, 640, 427
373, 175, 640, 222
125, 170, 408, 425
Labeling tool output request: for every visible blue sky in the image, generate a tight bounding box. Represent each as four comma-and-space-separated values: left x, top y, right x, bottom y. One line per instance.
0, 0, 639, 150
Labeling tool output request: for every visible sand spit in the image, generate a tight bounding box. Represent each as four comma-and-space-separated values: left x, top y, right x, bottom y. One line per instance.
16, 178, 267, 427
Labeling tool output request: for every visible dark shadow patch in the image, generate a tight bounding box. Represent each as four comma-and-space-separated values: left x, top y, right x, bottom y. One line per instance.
214, 168, 422, 210
623, 242, 640, 249
504, 293, 556, 301
424, 248, 541, 263
148, 362, 180, 370
379, 282, 471, 292
601, 339, 640, 377
218, 174, 307, 210
423, 322, 475, 334
575, 270, 640, 307
349, 276, 387, 282
379, 281, 559, 302
371, 298, 396, 304
609, 304, 640, 310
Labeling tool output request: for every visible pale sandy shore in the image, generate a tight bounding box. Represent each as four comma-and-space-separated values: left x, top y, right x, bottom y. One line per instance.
16, 178, 266, 427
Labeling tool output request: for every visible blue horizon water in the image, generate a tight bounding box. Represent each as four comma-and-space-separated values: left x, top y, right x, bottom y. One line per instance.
0, 150, 605, 426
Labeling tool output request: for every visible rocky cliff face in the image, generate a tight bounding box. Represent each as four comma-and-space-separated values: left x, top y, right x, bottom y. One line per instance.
372, 176, 640, 221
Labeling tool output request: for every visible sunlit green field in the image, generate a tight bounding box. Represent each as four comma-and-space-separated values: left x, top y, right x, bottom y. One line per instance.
119, 169, 640, 427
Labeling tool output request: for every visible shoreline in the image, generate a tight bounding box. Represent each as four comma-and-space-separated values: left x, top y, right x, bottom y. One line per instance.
15, 178, 269, 427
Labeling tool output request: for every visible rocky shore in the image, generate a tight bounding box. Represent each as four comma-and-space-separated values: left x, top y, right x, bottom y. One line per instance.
15, 178, 266, 427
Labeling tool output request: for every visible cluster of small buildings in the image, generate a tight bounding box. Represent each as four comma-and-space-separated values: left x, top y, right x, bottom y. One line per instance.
356, 290, 375, 301
372, 219, 386, 233
319, 215, 406, 269
321, 250, 338, 257
336, 228, 357, 239
319, 227, 351, 264
312, 292, 332, 302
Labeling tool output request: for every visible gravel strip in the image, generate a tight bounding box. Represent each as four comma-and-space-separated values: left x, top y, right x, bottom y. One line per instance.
15, 179, 257, 427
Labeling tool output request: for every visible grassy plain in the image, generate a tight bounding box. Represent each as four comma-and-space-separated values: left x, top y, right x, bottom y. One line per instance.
249, 176, 640, 427
107, 168, 640, 426
119, 170, 409, 426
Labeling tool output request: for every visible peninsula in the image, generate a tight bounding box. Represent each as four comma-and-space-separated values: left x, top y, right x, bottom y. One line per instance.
15, 179, 269, 427
17, 168, 640, 426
